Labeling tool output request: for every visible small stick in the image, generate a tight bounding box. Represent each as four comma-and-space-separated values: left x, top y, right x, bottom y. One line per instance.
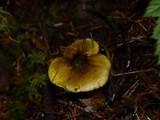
113, 68, 155, 77
123, 80, 139, 98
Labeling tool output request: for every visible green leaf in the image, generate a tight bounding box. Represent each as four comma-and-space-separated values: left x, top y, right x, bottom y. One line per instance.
155, 40, 160, 64
151, 18, 160, 40
151, 18, 160, 64
144, 0, 160, 17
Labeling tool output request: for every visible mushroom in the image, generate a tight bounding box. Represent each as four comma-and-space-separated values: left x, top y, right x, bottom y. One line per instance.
48, 38, 111, 92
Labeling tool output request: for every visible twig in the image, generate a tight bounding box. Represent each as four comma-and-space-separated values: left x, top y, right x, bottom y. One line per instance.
137, 21, 148, 31
113, 68, 155, 77
123, 80, 139, 98
145, 114, 152, 120
64, 113, 82, 120
39, 24, 50, 50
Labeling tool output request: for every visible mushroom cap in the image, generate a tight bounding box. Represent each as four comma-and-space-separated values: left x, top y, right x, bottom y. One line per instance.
63, 38, 99, 59
48, 38, 111, 92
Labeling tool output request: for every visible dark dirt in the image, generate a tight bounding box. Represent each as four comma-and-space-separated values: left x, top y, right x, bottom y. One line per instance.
0, 0, 160, 120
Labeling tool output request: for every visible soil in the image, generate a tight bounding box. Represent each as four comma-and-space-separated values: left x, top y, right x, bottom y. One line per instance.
0, 0, 160, 120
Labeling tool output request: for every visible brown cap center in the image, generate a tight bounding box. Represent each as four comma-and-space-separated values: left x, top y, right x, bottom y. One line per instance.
71, 52, 88, 73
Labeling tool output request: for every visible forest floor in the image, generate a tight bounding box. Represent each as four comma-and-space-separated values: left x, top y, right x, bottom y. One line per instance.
0, 0, 160, 120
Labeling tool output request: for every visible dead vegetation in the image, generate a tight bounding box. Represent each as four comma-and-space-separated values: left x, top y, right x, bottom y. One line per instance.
0, 0, 160, 120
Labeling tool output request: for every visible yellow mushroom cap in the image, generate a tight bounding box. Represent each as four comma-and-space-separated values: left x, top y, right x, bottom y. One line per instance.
48, 38, 111, 92
63, 38, 99, 59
